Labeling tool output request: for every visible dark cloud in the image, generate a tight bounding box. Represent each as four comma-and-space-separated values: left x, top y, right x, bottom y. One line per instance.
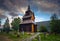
0, 0, 60, 18
31, 0, 60, 12
0, 14, 6, 19
9, 12, 18, 16
45, 0, 60, 5
0, 0, 9, 10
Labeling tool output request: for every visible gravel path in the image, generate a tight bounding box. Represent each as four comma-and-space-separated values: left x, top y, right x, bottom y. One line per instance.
22, 32, 40, 41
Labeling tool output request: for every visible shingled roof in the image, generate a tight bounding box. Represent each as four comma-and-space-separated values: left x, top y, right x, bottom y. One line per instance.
20, 20, 36, 24
23, 15, 31, 18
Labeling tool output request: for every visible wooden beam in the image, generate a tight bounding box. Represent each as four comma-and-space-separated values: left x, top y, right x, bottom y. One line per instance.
31, 15, 34, 21
32, 24, 34, 32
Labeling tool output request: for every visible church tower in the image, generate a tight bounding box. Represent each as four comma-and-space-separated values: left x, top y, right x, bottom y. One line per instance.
19, 5, 37, 32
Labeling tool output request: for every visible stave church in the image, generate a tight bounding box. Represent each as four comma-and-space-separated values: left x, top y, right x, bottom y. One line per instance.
19, 5, 37, 32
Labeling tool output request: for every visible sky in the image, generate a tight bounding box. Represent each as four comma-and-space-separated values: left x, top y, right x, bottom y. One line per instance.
0, 0, 60, 25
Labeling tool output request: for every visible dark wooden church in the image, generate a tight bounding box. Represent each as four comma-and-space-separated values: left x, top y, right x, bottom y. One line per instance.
19, 5, 37, 32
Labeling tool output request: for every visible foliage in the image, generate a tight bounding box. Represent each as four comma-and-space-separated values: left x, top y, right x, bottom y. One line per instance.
40, 25, 48, 32
0, 18, 1, 25
55, 20, 60, 33
11, 17, 21, 31
0, 32, 32, 41
32, 34, 60, 41
50, 14, 60, 34
40, 34, 60, 41
3, 18, 10, 33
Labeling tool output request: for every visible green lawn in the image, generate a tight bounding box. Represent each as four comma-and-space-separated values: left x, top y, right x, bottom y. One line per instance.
0, 32, 32, 41
0, 32, 60, 41
33, 33, 60, 41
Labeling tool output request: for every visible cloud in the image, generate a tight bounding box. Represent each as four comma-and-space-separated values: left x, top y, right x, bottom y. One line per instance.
31, 0, 60, 13
0, 14, 6, 19
9, 12, 18, 16
0, 0, 60, 19
17, 7, 27, 14
35, 16, 50, 22
0, 0, 29, 18
0, 9, 7, 19
35, 17, 45, 22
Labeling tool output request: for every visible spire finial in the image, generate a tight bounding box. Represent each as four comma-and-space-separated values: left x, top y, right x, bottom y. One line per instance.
28, 5, 30, 10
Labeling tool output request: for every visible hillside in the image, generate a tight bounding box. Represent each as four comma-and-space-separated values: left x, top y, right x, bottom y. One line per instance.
36, 21, 50, 31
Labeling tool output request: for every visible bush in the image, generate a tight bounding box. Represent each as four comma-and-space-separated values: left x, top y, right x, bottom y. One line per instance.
40, 25, 48, 32
3, 27, 10, 33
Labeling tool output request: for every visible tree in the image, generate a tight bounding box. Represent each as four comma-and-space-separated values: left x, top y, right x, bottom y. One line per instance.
40, 25, 48, 32
0, 18, 1, 26
3, 18, 10, 33
55, 20, 60, 33
0, 19, 2, 32
11, 17, 21, 32
50, 14, 60, 34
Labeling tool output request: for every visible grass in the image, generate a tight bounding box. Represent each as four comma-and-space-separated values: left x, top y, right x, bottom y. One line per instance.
32, 33, 60, 41
0, 32, 60, 41
40, 34, 60, 41
0, 32, 32, 41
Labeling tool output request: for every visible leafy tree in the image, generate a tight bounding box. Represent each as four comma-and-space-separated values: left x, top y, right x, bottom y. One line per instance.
40, 25, 48, 32
0, 19, 1, 29
0, 18, 1, 26
50, 14, 60, 34
11, 17, 21, 32
3, 18, 10, 33
55, 20, 60, 33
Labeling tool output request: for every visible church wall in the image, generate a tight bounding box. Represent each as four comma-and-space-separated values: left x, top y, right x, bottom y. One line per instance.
31, 15, 35, 21
19, 24, 32, 32
19, 6, 37, 32
32, 24, 34, 32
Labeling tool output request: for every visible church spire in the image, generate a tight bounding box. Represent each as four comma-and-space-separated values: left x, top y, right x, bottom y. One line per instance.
28, 5, 30, 10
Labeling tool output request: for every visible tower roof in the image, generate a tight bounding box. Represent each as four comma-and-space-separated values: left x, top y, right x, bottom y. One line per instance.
23, 5, 35, 18
26, 5, 33, 14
